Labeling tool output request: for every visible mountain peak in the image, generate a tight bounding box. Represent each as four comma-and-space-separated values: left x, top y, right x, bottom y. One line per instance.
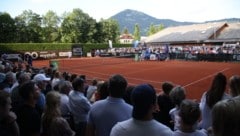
110, 9, 240, 36
111, 9, 190, 36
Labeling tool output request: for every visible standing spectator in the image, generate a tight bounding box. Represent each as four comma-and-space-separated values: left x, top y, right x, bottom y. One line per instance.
41, 91, 75, 136
0, 73, 6, 90
0, 91, 20, 136
59, 80, 74, 129
199, 73, 230, 130
10, 71, 23, 93
59, 80, 72, 117
24, 64, 32, 74
16, 81, 41, 136
154, 82, 175, 130
70, 74, 77, 82
27, 54, 33, 67
86, 79, 98, 101
69, 77, 91, 136
229, 75, 240, 97
33, 73, 51, 115
11, 72, 31, 113
174, 99, 207, 136
86, 74, 132, 136
1, 72, 15, 93
123, 85, 135, 105
93, 81, 109, 102
212, 97, 240, 136
110, 84, 173, 136
169, 86, 186, 131
51, 71, 62, 89
80, 75, 89, 96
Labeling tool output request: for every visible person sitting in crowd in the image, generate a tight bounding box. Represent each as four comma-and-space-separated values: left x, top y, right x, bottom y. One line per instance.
212, 97, 240, 136
0, 91, 20, 136
169, 86, 186, 131
41, 91, 75, 136
16, 81, 41, 136
154, 81, 175, 130
110, 84, 173, 136
86, 74, 132, 136
174, 99, 207, 136
229, 75, 240, 97
69, 77, 91, 136
199, 73, 230, 130
123, 85, 135, 105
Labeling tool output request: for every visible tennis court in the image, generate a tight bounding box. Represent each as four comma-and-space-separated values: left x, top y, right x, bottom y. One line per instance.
33, 57, 240, 101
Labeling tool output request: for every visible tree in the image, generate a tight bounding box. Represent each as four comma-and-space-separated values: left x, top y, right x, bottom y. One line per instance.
133, 23, 140, 41
60, 8, 97, 43
0, 12, 16, 42
147, 23, 156, 36
122, 27, 129, 34
147, 23, 164, 36
92, 21, 104, 43
42, 10, 60, 42
156, 24, 164, 32
15, 10, 42, 42
99, 19, 120, 43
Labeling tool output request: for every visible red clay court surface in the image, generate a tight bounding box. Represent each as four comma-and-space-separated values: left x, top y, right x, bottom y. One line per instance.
33, 57, 240, 101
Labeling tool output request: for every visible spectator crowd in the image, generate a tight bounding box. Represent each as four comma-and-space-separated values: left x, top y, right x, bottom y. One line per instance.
0, 55, 240, 136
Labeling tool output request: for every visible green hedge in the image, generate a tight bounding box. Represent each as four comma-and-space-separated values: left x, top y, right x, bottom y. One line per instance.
0, 43, 72, 51
0, 43, 132, 55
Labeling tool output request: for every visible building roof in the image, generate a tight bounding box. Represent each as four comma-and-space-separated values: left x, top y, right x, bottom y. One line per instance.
145, 22, 240, 44
119, 33, 134, 39
215, 23, 240, 40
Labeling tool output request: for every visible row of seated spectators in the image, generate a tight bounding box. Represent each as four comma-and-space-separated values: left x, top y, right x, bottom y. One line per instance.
0, 58, 240, 136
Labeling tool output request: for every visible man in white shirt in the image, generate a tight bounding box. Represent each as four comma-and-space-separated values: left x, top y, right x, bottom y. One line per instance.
86, 74, 132, 136
59, 80, 72, 116
69, 77, 91, 136
110, 84, 173, 136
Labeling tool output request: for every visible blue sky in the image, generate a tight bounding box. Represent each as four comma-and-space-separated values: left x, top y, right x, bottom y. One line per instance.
1, 0, 240, 22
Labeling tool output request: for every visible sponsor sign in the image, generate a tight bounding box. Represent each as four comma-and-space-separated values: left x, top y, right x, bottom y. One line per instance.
39, 52, 57, 59
59, 52, 72, 57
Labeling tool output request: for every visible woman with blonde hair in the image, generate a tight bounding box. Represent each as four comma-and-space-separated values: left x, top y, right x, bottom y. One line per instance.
229, 75, 240, 97
41, 91, 75, 136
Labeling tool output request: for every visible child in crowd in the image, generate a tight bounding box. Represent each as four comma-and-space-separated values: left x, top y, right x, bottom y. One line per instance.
174, 99, 207, 136
169, 86, 186, 130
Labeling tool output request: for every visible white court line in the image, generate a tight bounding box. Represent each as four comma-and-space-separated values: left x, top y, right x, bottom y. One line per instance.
70, 70, 163, 91
124, 66, 166, 76
183, 68, 230, 88
71, 68, 164, 84
125, 77, 164, 84
80, 74, 162, 91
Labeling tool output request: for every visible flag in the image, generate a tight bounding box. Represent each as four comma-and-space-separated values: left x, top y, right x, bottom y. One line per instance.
109, 40, 112, 48
133, 40, 139, 48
